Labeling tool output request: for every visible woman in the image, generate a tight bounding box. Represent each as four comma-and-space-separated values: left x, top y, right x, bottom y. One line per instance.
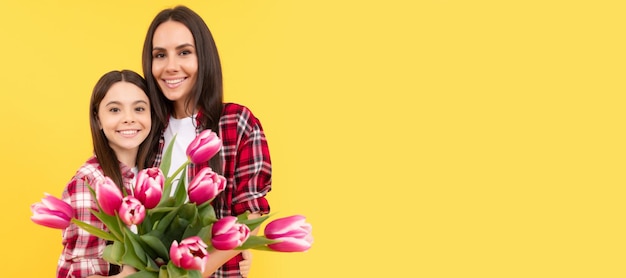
142, 6, 273, 278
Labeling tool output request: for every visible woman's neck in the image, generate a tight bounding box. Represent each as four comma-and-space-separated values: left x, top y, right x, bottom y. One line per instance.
173, 101, 196, 119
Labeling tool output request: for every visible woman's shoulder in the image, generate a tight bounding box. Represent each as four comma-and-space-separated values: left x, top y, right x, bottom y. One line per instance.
223, 102, 250, 114
222, 102, 260, 124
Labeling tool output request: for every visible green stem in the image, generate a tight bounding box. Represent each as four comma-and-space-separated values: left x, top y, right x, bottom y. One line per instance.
160, 160, 190, 203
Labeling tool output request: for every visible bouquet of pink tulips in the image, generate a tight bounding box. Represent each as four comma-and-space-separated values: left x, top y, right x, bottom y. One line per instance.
31, 130, 313, 278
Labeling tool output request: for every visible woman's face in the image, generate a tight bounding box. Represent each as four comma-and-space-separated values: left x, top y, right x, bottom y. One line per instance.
151, 20, 198, 112
97, 82, 151, 156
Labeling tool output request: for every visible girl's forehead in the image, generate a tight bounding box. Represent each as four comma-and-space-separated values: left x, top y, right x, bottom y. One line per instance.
101, 82, 149, 104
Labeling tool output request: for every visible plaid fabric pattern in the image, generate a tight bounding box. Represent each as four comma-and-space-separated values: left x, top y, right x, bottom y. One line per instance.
154, 103, 272, 278
57, 156, 135, 278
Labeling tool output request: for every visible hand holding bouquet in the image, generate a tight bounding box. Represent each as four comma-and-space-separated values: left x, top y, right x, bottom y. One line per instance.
31, 130, 313, 277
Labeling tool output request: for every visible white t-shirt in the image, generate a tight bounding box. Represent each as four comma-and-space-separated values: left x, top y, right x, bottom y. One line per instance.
163, 115, 198, 197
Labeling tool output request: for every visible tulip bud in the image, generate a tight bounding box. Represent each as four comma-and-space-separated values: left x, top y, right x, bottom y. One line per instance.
30, 193, 73, 229
119, 196, 146, 226
211, 216, 250, 250
186, 130, 222, 164
134, 167, 164, 209
188, 168, 226, 205
170, 236, 209, 272
264, 215, 313, 252
95, 176, 123, 216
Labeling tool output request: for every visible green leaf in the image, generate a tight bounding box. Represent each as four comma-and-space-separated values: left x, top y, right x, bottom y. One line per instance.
150, 206, 177, 214
155, 206, 181, 232
102, 241, 124, 265
196, 225, 212, 244
237, 235, 281, 250
236, 211, 250, 221
188, 270, 202, 278
85, 209, 124, 241
70, 218, 116, 241
125, 228, 149, 263
173, 167, 188, 206
145, 252, 161, 272
126, 270, 159, 278
238, 213, 273, 232
198, 204, 217, 226
139, 212, 153, 234
159, 134, 177, 194
167, 261, 187, 277
168, 216, 190, 241
122, 231, 147, 271
141, 234, 170, 261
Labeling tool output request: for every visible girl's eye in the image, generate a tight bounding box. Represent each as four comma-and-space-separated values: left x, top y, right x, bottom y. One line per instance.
109, 107, 120, 113
135, 107, 146, 112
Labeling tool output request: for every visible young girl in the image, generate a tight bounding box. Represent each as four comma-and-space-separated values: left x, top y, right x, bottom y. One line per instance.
57, 70, 159, 278
142, 6, 273, 278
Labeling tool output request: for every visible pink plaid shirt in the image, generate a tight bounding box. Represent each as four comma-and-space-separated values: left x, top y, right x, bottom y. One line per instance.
153, 103, 272, 278
57, 156, 134, 278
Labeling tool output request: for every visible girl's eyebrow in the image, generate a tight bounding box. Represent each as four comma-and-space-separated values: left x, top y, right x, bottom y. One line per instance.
104, 100, 149, 106
104, 101, 121, 107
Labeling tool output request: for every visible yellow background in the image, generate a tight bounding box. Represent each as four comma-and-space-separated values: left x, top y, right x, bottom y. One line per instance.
1, 0, 625, 277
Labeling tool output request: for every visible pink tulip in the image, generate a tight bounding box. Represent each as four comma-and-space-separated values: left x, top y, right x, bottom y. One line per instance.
186, 130, 222, 164
118, 196, 146, 226
188, 168, 226, 205
264, 215, 313, 252
30, 193, 73, 229
170, 236, 209, 272
211, 216, 250, 250
134, 167, 164, 209
95, 176, 123, 216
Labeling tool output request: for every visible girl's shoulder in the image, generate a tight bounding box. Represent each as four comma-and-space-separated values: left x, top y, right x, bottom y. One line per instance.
72, 156, 105, 182
64, 156, 104, 196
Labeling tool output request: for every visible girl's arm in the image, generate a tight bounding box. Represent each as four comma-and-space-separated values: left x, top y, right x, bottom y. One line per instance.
201, 212, 262, 277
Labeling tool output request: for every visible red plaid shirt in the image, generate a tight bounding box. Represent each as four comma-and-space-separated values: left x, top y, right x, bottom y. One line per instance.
57, 156, 135, 278
153, 103, 272, 278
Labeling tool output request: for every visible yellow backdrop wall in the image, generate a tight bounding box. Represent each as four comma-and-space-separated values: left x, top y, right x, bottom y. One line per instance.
1, 0, 625, 277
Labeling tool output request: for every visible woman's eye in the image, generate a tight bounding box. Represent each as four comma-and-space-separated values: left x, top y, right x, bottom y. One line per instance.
180, 50, 192, 56
153, 53, 165, 58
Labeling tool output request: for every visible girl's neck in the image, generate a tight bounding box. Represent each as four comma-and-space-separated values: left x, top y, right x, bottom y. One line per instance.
116, 150, 138, 168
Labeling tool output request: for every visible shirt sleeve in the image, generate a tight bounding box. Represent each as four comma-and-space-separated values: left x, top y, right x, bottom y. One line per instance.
231, 109, 272, 216
57, 177, 110, 278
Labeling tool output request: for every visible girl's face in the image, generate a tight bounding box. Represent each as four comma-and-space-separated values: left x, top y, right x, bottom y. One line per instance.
97, 82, 151, 155
151, 20, 199, 111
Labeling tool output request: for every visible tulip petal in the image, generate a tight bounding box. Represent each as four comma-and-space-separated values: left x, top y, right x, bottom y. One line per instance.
95, 177, 123, 216
267, 236, 313, 252
30, 214, 71, 229
41, 193, 73, 218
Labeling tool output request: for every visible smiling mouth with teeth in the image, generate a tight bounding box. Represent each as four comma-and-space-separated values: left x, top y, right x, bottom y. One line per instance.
165, 78, 185, 84
119, 130, 139, 135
